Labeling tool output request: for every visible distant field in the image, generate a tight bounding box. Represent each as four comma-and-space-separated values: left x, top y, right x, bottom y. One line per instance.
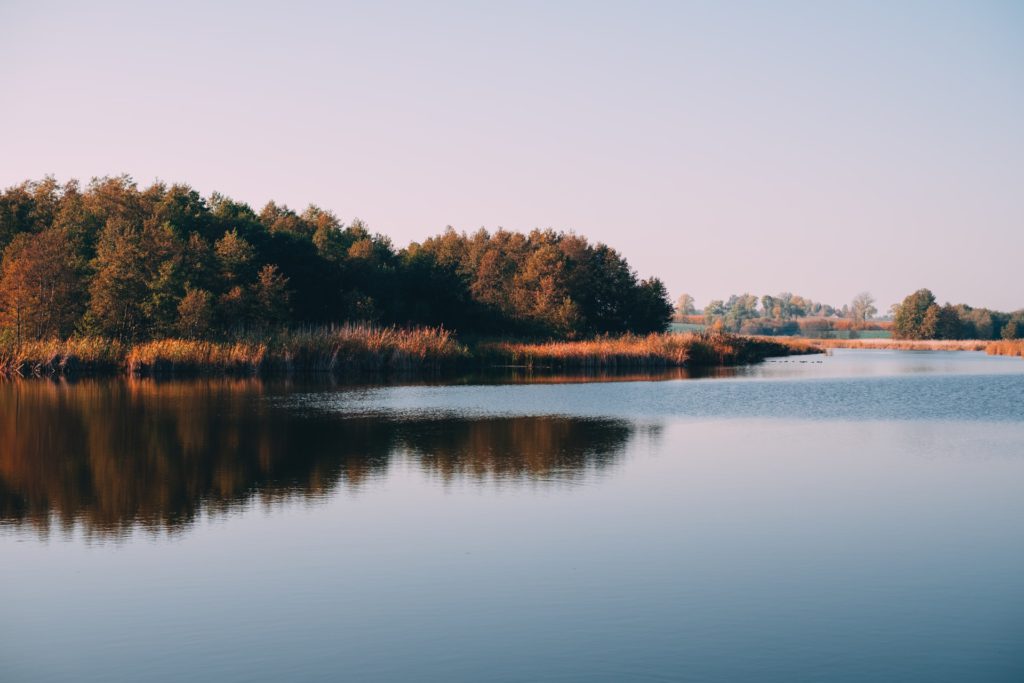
670, 322, 706, 333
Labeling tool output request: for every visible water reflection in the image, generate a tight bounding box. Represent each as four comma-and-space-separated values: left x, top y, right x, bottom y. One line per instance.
0, 379, 636, 537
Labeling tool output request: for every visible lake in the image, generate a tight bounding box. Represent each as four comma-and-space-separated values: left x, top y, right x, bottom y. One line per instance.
2, 349, 1023, 682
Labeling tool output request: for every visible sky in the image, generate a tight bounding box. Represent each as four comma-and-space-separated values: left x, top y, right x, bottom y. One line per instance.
1, 0, 1022, 311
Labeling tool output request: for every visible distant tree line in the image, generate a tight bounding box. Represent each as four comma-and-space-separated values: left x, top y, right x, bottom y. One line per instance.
0, 177, 673, 343
682, 291, 879, 334
892, 289, 1023, 340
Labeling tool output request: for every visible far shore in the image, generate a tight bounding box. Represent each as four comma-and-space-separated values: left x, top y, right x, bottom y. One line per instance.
799, 338, 1024, 357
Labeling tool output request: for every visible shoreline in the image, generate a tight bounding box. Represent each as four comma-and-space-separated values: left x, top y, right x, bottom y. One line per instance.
0, 329, 822, 378
799, 337, 1024, 357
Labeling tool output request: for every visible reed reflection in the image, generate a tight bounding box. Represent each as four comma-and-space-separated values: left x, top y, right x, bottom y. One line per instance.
0, 379, 636, 538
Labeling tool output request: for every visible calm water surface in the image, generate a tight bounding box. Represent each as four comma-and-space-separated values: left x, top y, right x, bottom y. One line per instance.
1, 349, 1023, 682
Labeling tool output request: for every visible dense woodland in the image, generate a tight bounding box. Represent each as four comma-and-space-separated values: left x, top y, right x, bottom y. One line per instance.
0, 177, 673, 343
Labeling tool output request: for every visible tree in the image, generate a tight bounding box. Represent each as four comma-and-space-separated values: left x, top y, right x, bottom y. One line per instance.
629, 278, 674, 334
176, 288, 214, 338
934, 303, 962, 340
0, 228, 83, 341
850, 292, 877, 329
920, 304, 940, 339
86, 219, 181, 340
251, 264, 291, 327
893, 288, 937, 339
675, 293, 696, 317
214, 229, 255, 283
703, 299, 726, 325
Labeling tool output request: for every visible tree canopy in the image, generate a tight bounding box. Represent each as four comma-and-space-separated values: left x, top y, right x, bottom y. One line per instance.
0, 177, 673, 342
892, 288, 1023, 340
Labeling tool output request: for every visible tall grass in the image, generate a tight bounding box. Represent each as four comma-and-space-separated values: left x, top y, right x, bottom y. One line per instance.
0, 337, 125, 376
808, 338, 992, 351
483, 332, 821, 369
127, 324, 469, 375
987, 340, 1024, 358
2, 328, 822, 377
126, 339, 268, 375
806, 337, 1024, 359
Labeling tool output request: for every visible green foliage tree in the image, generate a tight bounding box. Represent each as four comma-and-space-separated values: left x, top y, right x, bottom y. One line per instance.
893, 288, 937, 339
934, 303, 962, 340
86, 220, 152, 340
252, 264, 291, 327
214, 229, 255, 284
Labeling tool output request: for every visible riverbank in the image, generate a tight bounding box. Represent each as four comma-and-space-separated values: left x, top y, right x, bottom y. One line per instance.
483, 334, 820, 370
803, 337, 1024, 358
0, 327, 821, 377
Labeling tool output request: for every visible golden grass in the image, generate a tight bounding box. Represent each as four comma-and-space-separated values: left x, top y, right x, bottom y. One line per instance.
0, 337, 126, 376
271, 324, 469, 373
987, 340, 1024, 358
126, 340, 268, 375
807, 338, 992, 351
11, 328, 943, 378
2, 324, 469, 377
127, 324, 469, 375
11, 330, 1021, 378
483, 332, 821, 369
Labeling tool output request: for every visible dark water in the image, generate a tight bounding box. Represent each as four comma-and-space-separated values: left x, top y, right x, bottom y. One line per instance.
1, 349, 1023, 682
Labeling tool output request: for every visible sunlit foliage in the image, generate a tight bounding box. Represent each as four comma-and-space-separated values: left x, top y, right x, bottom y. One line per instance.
0, 177, 673, 342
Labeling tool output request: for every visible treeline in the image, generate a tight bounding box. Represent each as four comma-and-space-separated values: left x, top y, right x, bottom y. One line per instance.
0, 177, 673, 343
892, 289, 1023, 340
678, 291, 878, 334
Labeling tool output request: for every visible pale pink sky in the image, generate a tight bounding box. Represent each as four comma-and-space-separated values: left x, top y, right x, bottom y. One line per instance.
2, 1, 1022, 311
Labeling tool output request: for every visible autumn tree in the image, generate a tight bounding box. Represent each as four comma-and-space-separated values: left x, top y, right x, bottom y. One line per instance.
176, 288, 214, 338
0, 228, 83, 341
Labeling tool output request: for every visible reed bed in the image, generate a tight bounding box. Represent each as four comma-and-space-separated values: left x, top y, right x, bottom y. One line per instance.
808, 338, 992, 351
127, 325, 468, 376
483, 332, 821, 370
0, 337, 126, 376
987, 340, 1024, 358
2, 328, 822, 378
126, 339, 268, 375
267, 324, 469, 374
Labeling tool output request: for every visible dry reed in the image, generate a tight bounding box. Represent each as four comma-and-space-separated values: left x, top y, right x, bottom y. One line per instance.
2, 328, 827, 377
127, 324, 468, 375
0, 337, 125, 376
987, 340, 1024, 358
483, 332, 821, 369
807, 338, 992, 351
126, 339, 268, 375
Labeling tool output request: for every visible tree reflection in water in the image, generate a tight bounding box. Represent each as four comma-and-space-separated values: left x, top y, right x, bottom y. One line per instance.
0, 378, 641, 538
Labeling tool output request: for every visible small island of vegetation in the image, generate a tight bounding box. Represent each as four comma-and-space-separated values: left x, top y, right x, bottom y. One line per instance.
0, 177, 819, 376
